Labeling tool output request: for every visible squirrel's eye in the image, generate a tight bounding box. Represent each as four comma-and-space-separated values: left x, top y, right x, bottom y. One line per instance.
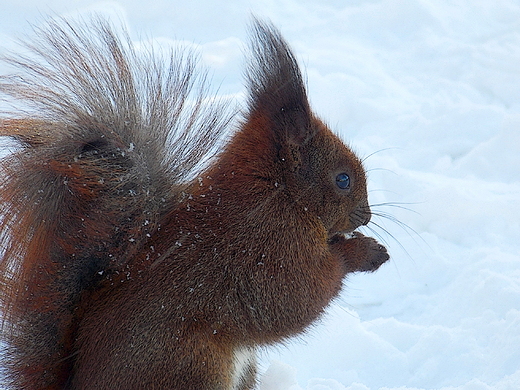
335, 173, 351, 190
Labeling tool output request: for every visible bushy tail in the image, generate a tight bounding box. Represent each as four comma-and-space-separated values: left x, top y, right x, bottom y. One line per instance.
0, 16, 230, 389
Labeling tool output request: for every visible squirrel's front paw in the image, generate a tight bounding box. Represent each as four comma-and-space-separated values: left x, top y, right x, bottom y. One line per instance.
329, 232, 389, 273
354, 232, 389, 272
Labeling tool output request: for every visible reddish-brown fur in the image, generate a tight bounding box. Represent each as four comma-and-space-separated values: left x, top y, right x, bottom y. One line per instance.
0, 17, 388, 389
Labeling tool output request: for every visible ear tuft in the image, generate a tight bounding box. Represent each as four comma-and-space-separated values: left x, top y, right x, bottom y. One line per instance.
246, 18, 312, 145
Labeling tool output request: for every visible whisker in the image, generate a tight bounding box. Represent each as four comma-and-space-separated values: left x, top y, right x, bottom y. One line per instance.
365, 167, 398, 174
365, 220, 413, 259
370, 200, 422, 207
368, 188, 413, 198
363, 198, 433, 262
370, 202, 421, 215
359, 222, 390, 247
370, 209, 421, 237
360, 147, 402, 163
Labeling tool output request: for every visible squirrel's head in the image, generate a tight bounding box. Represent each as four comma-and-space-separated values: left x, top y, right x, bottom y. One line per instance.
295, 118, 371, 237
223, 19, 371, 238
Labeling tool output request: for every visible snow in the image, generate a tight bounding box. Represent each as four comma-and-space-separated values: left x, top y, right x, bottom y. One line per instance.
1, 0, 519, 389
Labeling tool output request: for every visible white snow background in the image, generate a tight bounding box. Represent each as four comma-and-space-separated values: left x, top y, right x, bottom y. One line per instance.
1, 1, 520, 389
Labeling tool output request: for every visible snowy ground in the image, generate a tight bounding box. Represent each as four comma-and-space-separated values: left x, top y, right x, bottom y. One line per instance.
1, 1, 520, 389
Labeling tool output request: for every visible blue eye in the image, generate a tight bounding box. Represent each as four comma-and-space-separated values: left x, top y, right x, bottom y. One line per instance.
335, 173, 350, 189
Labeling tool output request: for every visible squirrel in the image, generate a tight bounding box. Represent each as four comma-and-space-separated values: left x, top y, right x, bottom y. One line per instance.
0, 15, 389, 390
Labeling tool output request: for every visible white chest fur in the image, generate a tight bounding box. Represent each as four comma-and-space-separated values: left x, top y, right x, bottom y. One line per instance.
231, 346, 257, 389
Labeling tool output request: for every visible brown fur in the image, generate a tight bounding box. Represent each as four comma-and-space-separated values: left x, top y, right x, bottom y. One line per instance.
0, 16, 388, 389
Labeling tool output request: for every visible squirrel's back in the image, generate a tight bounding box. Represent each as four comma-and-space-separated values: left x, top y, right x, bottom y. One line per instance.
0, 17, 230, 388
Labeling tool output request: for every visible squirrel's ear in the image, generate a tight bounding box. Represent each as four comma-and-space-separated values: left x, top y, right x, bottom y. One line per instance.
246, 18, 312, 146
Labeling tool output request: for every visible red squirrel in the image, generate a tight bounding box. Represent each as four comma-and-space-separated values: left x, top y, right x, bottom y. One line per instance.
0, 16, 389, 389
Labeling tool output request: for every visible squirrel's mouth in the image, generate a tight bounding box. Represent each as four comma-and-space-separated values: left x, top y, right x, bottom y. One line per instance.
329, 204, 371, 239
328, 229, 356, 241
329, 216, 369, 238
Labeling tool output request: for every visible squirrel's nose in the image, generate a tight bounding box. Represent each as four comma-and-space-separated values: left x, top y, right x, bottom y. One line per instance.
349, 200, 371, 230
361, 206, 371, 226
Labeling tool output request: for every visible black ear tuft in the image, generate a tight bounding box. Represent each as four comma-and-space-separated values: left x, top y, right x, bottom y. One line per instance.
247, 18, 312, 145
